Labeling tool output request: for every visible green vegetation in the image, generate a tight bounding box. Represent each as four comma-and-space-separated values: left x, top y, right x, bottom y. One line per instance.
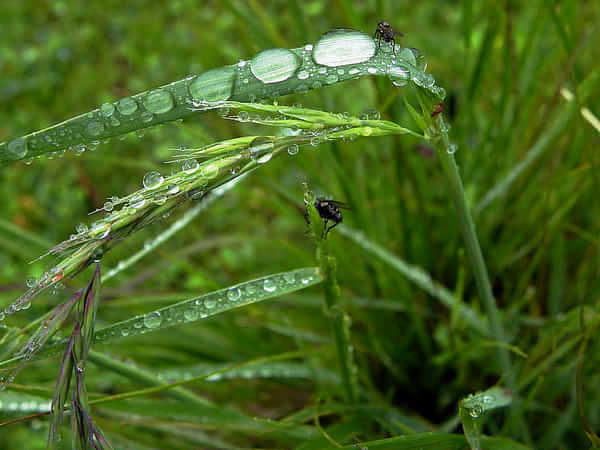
1, 1, 598, 449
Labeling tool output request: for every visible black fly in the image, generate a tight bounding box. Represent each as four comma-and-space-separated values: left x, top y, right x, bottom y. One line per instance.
374, 21, 404, 54
313, 198, 349, 237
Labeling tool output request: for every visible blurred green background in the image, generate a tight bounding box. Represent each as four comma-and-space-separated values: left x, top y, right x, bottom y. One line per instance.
1, 1, 599, 448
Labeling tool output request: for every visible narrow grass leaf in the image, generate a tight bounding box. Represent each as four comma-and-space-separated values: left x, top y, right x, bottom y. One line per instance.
459, 386, 513, 450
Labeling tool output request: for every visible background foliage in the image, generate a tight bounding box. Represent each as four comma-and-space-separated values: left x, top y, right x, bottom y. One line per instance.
1, 1, 599, 448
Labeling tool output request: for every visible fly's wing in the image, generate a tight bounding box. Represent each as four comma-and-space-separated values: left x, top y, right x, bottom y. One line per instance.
327, 200, 351, 210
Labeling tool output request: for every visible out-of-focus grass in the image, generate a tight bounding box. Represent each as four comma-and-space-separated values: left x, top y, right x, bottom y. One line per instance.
1, 1, 599, 448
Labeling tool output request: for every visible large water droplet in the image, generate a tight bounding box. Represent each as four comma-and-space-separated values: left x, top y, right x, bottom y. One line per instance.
143, 311, 162, 328
117, 97, 138, 115
189, 66, 236, 102
313, 30, 376, 67
143, 89, 175, 114
250, 48, 300, 84
7, 138, 28, 159
204, 297, 217, 309
143, 171, 164, 190
287, 144, 299, 155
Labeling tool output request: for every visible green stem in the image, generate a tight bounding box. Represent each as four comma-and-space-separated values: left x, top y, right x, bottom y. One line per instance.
433, 115, 513, 384
306, 195, 358, 403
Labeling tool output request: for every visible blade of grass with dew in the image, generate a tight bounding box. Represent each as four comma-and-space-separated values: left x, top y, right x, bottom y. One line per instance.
0, 267, 322, 367
459, 386, 513, 450
0, 30, 443, 163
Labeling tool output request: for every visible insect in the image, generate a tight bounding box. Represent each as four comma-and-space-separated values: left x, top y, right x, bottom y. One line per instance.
313, 198, 349, 237
374, 21, 404, 54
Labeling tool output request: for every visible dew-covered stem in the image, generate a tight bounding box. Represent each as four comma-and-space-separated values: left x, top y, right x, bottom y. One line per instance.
1, 29, 443, 164
304, 189, 358, 403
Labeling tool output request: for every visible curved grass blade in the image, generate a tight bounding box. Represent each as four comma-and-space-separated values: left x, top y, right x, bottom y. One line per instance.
0, 30, 444, 163
0, 267, 322, 368
459, 386, 513, 450
93, 267, 322, 343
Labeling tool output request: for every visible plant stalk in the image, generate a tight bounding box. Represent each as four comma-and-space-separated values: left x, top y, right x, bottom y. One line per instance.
433, 115, 513, 384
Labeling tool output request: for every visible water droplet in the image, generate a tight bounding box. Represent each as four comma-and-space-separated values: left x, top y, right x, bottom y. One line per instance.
303, 190, 315, 205
184, 308, 199, 321
297, 70, 309, 80
287, 144, 299, 155
310, 136, 320, 146
313, 30, 376, 67
25, 277, 37, 288
250, 137, 274, 163
141, 111, 154, 123
143, 89, 174, 114
389, 65, 410, 86
447, 142, 457, 155
143, 311, 162, 328
250, 48, 300, 84
129, 194, 146, 209
245, 284, 257, 295
7, 138, 28, 159
325, 73, 338, 84
409, 47, 427, 71
120, 328, 130, 336
100, 102, 115, 117
76, 223, 88, 234
301, 276, 312, 285
469, 405, 483, 418
91, 223, 111, 239
167, 183, 180, 195
116, 97, 138, 115
189, 66, 236, 102
86, 121, 105, 137
263, 279, 277, 293
304, 44, 313, 51
412, 72, 435, 89
143, 171, 164, 190
227, 287, 241, 302
283, 272, 296, 284
204, 297, 217, 309
182, 159, 200, 174
482, 395, 494, 404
